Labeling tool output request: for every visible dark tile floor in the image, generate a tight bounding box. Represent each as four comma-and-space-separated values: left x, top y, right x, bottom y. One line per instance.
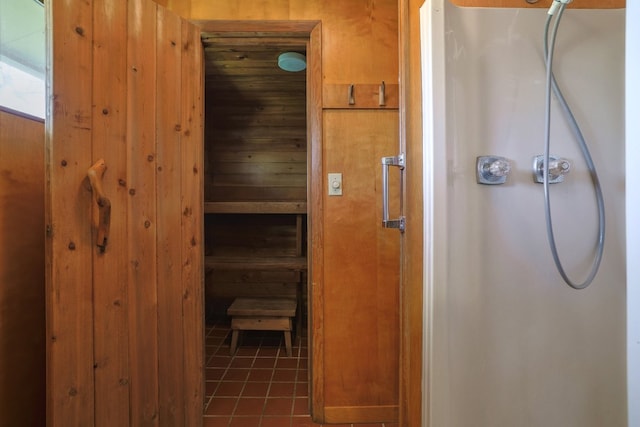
203, 321, 398, 427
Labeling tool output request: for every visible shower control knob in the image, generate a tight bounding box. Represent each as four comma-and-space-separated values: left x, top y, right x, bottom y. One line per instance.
533, 155, 571, 184
476, 155, 512, 185
488, 159, 511, 177
549, 159, 571, 176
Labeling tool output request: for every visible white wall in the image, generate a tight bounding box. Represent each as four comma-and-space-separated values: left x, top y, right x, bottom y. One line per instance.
423, 3, 626, 426
627, 3, 639, 426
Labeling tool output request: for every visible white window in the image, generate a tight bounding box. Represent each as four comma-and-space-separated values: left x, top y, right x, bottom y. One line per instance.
0, 0, 45, 119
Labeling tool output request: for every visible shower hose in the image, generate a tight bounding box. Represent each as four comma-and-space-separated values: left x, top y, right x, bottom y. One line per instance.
543, 2, 606, 289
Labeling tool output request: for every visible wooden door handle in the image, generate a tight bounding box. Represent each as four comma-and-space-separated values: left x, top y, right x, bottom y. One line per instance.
87, 159, 111, 252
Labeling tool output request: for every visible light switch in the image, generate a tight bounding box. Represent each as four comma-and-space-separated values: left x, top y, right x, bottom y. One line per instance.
328, 173, 342, 196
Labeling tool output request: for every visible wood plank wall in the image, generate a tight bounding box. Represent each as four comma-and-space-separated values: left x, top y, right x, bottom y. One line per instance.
0, 109, 46, 427
205, 214, 303, 307
46, 1, 203, 426
204, 45, 307, 203
203, 39, 308, 314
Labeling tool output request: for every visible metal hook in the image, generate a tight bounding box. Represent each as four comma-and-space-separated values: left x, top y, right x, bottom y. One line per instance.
348, 84, 355, 105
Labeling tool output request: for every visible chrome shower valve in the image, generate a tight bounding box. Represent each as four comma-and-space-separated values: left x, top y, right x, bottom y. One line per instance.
476, 156, 512, 185
533, 155, 571, 184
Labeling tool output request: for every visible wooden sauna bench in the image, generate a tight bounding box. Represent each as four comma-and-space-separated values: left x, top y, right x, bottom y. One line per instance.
204, 200, 307, 273
204, 200, 307, 272
227, 297, 297, 357
205, 256, 307, 271
205, 255, 307, 339
204, 200, 308, 349
204, 201, 307, 214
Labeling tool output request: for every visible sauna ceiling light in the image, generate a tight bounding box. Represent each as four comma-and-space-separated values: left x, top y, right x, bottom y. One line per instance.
278, 52, 306, 72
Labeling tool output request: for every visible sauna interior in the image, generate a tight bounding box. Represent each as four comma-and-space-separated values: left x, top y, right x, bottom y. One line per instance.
202, 38, 308, 327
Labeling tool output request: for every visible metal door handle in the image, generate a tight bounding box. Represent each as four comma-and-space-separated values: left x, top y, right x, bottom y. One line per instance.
381, 153, 405, 232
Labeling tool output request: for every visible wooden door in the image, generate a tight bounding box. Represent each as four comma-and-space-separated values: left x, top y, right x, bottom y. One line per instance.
45, 1, 203, 426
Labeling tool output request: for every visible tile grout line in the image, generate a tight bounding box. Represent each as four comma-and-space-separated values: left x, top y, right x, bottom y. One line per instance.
206, 325, 234, 413
206, 323, 390, 427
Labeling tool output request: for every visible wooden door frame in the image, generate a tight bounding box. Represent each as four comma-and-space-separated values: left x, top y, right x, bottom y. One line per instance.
190, 19, 324, 419
398, 0, 426, 426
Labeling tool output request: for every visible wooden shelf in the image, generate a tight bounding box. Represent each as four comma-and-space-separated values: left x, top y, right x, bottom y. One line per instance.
204, 201, 307, 214
205, 256, 307, 271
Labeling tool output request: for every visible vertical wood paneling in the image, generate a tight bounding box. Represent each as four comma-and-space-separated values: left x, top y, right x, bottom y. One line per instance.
180, 20, 204, 425
156, 7, 185, 425
322, 110, 400, 423
46, 1, 95, 425
0, 110, 46, 427
50, 1, 204, 426
92, 1, 130, 425
126, 0, 160, 424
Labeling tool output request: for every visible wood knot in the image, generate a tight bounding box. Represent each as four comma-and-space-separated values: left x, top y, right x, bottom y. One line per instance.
129, 188, 136, 196
75, 26, 84, 36
118, 179, 126, 187
68, 242, 76, 250
61, 160, 68, 167
144, 220, 151, 229
102, 108, 109, 115
68, 387, 78, 397
147, 154, 154, 162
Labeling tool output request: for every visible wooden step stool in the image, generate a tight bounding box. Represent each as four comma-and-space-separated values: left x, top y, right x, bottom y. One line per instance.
227, 297, 297, 357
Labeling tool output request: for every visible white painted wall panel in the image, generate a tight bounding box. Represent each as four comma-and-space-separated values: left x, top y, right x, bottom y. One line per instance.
423, 3, 626, 426
626, 3, 639, 427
